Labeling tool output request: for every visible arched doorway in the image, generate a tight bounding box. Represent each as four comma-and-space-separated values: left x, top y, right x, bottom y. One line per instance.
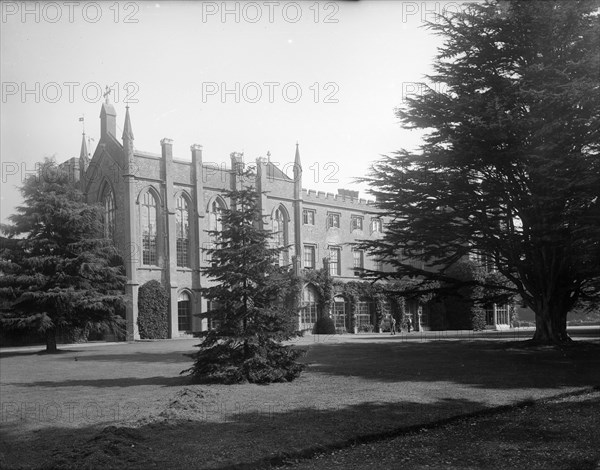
379, 299, 393, 332
177, 291, 192, 333
333, 296, 349, 332
404, 299, 419, 331
301, 285, 319, 331
485, 303, 510, 330
355, 298, 374, 333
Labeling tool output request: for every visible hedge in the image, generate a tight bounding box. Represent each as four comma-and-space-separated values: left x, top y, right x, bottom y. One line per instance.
138, 280, 169, 339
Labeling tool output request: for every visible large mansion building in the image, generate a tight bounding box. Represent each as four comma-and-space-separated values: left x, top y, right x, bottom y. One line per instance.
61, 98, 513, 340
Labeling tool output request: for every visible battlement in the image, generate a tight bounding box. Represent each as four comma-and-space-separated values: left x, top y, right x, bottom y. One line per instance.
301, 188, 375, 207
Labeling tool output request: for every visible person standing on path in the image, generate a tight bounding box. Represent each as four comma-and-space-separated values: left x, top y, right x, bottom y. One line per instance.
390, 315, 397, 335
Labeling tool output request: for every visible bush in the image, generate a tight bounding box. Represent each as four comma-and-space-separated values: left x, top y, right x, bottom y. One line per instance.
313, 316, 336, 334
60, 326, 88, 344
138, 280, 169, 339
186, 339, 305, 384
513, 320, 535, 327
471, 306, 487, 331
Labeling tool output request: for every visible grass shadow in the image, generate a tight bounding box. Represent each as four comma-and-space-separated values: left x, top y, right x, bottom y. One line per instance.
3, 390, 598, 470
302, 340, 600, 389
62, 352, 193, 364
0, 395, 491, 469
8, 375, 189, 388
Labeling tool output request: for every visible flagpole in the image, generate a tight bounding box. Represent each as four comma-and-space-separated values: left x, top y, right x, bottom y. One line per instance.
87, 136, 94, 158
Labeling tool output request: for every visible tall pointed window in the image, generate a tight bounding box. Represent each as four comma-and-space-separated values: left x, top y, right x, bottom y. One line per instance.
301, 285, 319, 330
207, 198, 225, 266
101, 187, 116, 240
177, 291, 191, 332
141, 191, 158, 266
209, 200, 223, 233
273, 207, 289, 266
176, 195, 190, 268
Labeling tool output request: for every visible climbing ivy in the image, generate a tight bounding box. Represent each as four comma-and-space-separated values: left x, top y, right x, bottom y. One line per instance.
138, 280, 169, 339
293, 259, 515, 332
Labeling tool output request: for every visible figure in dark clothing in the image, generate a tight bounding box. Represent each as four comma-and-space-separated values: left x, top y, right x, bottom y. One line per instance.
390, 316, 396, 335
406, 315, 412, 333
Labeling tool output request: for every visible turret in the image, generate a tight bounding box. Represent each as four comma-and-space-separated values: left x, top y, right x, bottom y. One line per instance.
100, 89, 117, 139
78, 131, 89, 187
292, 143, 303, 269
294, 141, 302, 185
122, 105, 134, 167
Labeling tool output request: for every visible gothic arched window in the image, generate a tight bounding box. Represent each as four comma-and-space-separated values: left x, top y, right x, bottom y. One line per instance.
101, 186, 116, 240
273, 206, 289, 266
209, 199, 224, 233
141, 191, 158, 266
206, 198, 226, 265
301, 285, 319, 330
177, 291, 191, 332
176, 195, 190, 268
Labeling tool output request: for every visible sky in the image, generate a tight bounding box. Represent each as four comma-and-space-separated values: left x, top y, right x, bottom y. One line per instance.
0, 0, 466, 223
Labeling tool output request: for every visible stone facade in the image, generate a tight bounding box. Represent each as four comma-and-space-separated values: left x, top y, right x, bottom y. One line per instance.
75, 100, 404, 339
71, 99, 512, 339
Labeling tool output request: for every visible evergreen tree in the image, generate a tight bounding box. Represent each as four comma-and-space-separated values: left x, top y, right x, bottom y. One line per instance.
184, 171, 304, 383
0, 158, 126, 352
359, 1, 600, 344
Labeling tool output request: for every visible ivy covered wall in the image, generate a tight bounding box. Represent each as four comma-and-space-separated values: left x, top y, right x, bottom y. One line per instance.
289, 258, 517, 332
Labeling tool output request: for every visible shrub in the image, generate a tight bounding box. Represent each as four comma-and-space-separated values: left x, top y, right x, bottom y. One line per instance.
186, 339, 305, 384
60, 326, 88, 344
513, 320, 535, 328
471, 305, 487, 331
313, 316, 336, 334
137, 280, 169, 339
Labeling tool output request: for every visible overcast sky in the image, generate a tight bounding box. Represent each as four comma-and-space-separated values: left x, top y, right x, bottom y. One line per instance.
1, 1, 465, 223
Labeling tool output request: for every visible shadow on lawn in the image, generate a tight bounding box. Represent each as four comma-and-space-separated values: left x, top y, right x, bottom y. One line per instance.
0, 395, 497, 469
303, 340, 600, 390
3, 390, 598, 470
0, 349, 195, 362
9, 375, 188, 388
61, 351, 193, 364
0, 350, 47, 359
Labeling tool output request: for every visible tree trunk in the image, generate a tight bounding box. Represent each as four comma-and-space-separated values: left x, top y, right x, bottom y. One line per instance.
45, 329, 58, 353
531, 303, 570, 345
243, 289, 249, 359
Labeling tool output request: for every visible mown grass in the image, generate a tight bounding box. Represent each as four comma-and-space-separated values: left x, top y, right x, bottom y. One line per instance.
276, 390, 600, 470
1, 334, 598, 469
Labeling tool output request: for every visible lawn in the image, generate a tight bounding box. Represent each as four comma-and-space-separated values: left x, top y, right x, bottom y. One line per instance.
1, 333, 599, 469
276, 390, 600, 470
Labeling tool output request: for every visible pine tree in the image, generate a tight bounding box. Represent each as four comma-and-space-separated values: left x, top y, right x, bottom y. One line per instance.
359, 1, 600, 345
0, 158, 126, 352
184, 171, 304, 384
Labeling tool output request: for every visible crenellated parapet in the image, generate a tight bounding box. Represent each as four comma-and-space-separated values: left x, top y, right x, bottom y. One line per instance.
301, 188, 377, 209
